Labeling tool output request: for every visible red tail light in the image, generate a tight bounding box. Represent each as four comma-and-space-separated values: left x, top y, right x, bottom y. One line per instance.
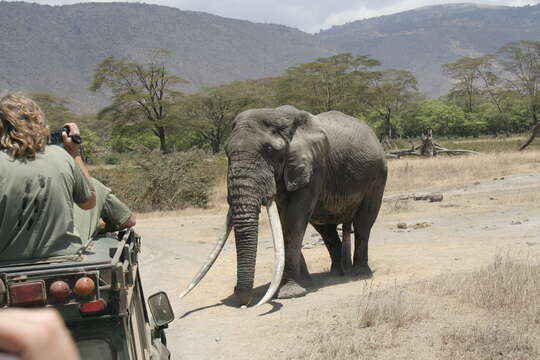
9, 281, 46, 306
80, 299, 106, 314
74, 277, 95, 298
49, 281, 71, 303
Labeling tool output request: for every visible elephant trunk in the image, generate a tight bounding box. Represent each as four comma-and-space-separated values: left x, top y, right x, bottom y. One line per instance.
230, 197, 286, 307
228, 154, 277, 305
231, 200, 260, 305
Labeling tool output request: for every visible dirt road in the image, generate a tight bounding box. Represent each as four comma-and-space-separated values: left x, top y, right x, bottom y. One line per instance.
137, 173, 540, 359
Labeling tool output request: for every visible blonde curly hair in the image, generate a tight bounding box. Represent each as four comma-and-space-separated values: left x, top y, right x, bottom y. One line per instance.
0, 93, 48, 159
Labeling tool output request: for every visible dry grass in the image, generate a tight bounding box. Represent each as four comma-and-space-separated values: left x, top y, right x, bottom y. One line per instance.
440, 323, 538, 360
356, 282, 426, 329
291, 326, 394, 360
421, 254, 540, 359
292, 283, 427, 360
423, 254, 540, 323
386, 150, 540, 192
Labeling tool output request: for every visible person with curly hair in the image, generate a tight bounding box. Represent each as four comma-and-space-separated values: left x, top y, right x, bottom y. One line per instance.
0, 93, 96, 262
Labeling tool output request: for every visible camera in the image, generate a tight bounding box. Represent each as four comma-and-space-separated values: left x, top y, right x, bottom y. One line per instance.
47, 127, 82, 145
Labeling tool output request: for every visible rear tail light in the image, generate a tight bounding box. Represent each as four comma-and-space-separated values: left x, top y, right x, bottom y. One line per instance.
49, 281, 71, 303
74, 277, 95, 298
80, 299, 106, 314
9, 281, 46, 306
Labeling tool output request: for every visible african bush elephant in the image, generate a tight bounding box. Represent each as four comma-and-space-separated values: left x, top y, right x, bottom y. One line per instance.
180, 106, 387, 307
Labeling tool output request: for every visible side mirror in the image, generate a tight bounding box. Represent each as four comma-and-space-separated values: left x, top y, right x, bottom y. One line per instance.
148, 292, 174, 327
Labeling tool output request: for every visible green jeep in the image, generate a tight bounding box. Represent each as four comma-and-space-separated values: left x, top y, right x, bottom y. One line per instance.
0, 230, 174, 360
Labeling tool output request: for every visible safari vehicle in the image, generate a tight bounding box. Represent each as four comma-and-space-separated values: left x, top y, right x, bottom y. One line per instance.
0, 230, 174, 360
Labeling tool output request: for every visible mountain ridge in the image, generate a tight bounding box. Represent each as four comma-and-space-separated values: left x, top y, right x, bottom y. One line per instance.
317, 3, 540, 95
2, 2, 540, 111
0, 1, 334, 111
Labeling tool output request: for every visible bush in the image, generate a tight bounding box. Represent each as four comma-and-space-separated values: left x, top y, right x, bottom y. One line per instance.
91, 151, 227, 212
104, 155, 120, 165
422, 254, 540, 323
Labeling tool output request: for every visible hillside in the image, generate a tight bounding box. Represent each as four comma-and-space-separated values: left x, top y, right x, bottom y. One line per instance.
0, 2, 334, 112
317, 3, 540, 96
2, 2, 540, 112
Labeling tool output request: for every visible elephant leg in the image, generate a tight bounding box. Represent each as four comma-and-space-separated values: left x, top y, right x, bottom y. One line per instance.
276, 190, 317, 299
352, 181, 385, 278
341, 222, 353, 274
312, 224, 343, 275
299, 252, 312, 286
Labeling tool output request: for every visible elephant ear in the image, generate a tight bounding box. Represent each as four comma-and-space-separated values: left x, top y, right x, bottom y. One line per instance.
284, 113, 328, 192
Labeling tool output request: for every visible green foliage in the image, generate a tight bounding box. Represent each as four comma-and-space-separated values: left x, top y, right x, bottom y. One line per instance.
443, 57, 487, 113
442, 40, 540, 136
79, 128, 100, 163
496, 41, 540, 125
367, 69, 420, 138
90, 50, 187, 153
30, 93, 77, 128
277, 53, 381, 114
178, 79, 278, 153
108, 122, 160, 153
409, 100, 467, 136
91, 151, 227, 212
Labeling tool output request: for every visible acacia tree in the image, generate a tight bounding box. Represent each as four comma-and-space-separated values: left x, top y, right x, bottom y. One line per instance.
443, 57, 485, 113
368, 69, 419, 138
30, 93, 77, 128
277, 53, 380, 114
496, 41, 540, 126
181, 81, 269, 154
90, 50, 186, 153
473, 55, 507, 114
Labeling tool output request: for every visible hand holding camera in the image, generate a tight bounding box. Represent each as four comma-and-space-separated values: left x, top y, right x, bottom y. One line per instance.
48, 127, 81, 146
48, 123, 83, 158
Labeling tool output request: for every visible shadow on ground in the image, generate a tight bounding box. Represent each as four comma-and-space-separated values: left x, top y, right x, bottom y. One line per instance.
179, 270, 372, 318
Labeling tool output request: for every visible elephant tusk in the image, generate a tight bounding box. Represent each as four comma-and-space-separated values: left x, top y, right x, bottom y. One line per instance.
179, 208, 232, 299
254, 201, 285, 307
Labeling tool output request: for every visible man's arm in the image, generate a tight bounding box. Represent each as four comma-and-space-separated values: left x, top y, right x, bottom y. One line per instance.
99, 215, 136, 233
62, 123, 96, 210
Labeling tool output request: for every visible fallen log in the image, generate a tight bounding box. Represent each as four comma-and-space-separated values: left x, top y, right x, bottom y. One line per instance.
386, 130, 480, 158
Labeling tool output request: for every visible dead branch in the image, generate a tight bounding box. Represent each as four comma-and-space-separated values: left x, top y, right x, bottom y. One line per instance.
386, 129, 480, 158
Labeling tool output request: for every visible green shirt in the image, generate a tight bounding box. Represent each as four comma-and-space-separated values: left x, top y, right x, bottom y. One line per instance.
0, 146, 93, 261
74, 178, 133, 243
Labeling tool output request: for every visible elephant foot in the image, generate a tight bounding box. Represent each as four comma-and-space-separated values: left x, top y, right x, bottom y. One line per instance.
351, 264, 373, 279
234, 286, 253, 306
330, 263, 344, 276
276, 280, 308, 299
341, 258, 353, 275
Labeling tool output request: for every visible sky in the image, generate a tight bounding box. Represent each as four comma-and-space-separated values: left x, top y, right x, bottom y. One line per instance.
7, 0, 538, 33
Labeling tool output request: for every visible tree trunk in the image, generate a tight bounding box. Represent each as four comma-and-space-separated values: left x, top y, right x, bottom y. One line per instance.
531, 104, 539, 126
157, 126, 168, 153
420, 129, 435, 157
212, 138, 220, 154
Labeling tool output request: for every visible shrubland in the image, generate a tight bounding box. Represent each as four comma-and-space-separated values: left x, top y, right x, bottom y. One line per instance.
90, 151, 227, 212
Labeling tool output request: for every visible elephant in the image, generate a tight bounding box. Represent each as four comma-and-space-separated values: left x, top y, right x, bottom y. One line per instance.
179, 105, 387, 307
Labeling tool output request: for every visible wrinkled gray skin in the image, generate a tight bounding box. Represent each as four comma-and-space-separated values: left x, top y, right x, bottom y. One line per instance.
226, 106, 387, 305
